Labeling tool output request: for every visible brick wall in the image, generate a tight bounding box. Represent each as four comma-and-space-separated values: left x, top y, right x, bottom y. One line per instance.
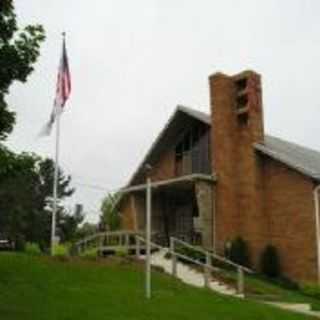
209, 73, 240, 252
263, 157, 317, 282
121, 195, 136, 230
209, 70, 318, 282
209, 71, 266, 261
150, 148, 176, 181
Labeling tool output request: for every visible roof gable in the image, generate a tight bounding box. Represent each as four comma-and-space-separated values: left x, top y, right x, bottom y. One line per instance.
128, 105, 210, 186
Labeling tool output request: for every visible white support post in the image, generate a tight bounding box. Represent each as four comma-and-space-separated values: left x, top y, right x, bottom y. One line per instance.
314, 185, 320, 284
51, 114, 61, 256
145, 176, 152, 299
237, 267, 244, 295
136, 236, 140, 259
170, 237, 177, 277
204, 252, 211, 288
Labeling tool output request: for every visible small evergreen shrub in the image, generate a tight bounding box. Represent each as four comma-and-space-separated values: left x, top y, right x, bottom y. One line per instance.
25, 242, 42, 255
260, 244, 281, 278
229, 237, 250, 267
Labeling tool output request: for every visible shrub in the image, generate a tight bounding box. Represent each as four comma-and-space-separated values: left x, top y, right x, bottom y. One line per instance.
302, 283, 320, 299
14, 234, 26, 251
82, 248, 98, 259
276, 276, 299, 290
229, 237, 250, 267
25, 242, 42, 256
180, 247, 205, 263
164, 246, 205, 264
260, 245, 281, 278
53, 244, 69, 257
115, 248, 128, 258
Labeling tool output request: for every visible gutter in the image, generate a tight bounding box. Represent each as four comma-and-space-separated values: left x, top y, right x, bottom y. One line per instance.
314, 184, 320, 283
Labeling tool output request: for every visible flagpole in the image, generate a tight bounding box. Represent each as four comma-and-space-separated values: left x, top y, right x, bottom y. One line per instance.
51, 112, 61, 256
48, 31, 70, 256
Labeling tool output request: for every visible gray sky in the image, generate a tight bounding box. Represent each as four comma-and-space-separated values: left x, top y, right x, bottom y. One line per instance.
7, 0, 320, 222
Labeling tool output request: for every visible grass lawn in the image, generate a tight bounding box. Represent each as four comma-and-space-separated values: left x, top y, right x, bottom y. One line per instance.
0, 253, 317, 320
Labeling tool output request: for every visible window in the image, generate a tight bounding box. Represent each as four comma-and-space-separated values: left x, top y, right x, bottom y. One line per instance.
175, 125, 210, 175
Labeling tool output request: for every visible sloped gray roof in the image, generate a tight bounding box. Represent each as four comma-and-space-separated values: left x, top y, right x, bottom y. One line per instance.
177, 105, 211, 125
179, 106, 320, 181
127, 105, 320, 186
255, 136, 320, 181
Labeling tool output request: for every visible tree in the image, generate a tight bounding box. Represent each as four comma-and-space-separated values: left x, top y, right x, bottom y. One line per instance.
0, 0, 45, 140
75, 222, 97, 240
99, 193, 121, 231
0, 146, 38, 248
0, 150, 76, 250
58, 204, 85, 243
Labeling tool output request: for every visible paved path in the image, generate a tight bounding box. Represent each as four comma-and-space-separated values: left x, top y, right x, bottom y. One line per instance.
265, 302, 320, 318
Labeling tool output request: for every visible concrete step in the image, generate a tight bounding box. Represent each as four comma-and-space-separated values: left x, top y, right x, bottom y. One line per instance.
143, 249, 241, 298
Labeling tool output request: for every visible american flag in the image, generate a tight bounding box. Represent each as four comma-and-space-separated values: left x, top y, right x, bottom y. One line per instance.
40, 36, 71, 136
54, 37, 71, 109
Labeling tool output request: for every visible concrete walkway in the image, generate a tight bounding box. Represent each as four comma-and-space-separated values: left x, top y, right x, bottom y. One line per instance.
265, 302, 320, 318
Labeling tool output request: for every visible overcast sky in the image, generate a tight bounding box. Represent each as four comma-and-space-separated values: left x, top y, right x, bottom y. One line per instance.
7, 0, 320, 222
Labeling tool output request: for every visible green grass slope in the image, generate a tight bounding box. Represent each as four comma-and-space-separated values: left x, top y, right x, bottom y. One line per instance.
0, 253, 316, 320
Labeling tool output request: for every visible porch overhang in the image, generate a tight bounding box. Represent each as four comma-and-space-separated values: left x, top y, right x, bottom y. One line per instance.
120, 173, 216, 195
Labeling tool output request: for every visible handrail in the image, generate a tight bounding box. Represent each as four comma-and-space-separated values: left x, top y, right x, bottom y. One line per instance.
136, 236, 219, 272
135, 235, 164, 251
171, 237, 253, 274
75, 230, 144, 247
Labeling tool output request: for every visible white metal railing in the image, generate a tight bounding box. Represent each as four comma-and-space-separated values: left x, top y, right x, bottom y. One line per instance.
135, 235, 252, 294
74, 230, 144, 255
170, 237, 254, 294
75, 232, 253, 295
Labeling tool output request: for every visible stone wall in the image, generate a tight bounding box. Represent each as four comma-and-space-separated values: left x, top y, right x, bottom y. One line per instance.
195, 181, 214, 249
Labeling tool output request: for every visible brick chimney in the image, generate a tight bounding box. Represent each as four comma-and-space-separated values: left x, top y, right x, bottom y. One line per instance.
209, 70, 266, 262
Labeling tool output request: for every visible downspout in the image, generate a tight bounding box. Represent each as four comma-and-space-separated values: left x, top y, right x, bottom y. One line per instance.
314, 184, 320, 284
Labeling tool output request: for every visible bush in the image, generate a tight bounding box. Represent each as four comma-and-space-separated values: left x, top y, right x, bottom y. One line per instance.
25, 242, 42, 256
229, 237, 250, 267
164, 246, 205, 264
82, 248, 98, 259
302, 283, 320, 299
53, 244, 69, 257
14, 234, 26, 252
115, 248, 128, 258
260, 245, 281, 278
276, 276, 299, 290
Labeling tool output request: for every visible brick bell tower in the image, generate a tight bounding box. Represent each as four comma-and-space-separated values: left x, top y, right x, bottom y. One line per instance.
209, 70, 266, 265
